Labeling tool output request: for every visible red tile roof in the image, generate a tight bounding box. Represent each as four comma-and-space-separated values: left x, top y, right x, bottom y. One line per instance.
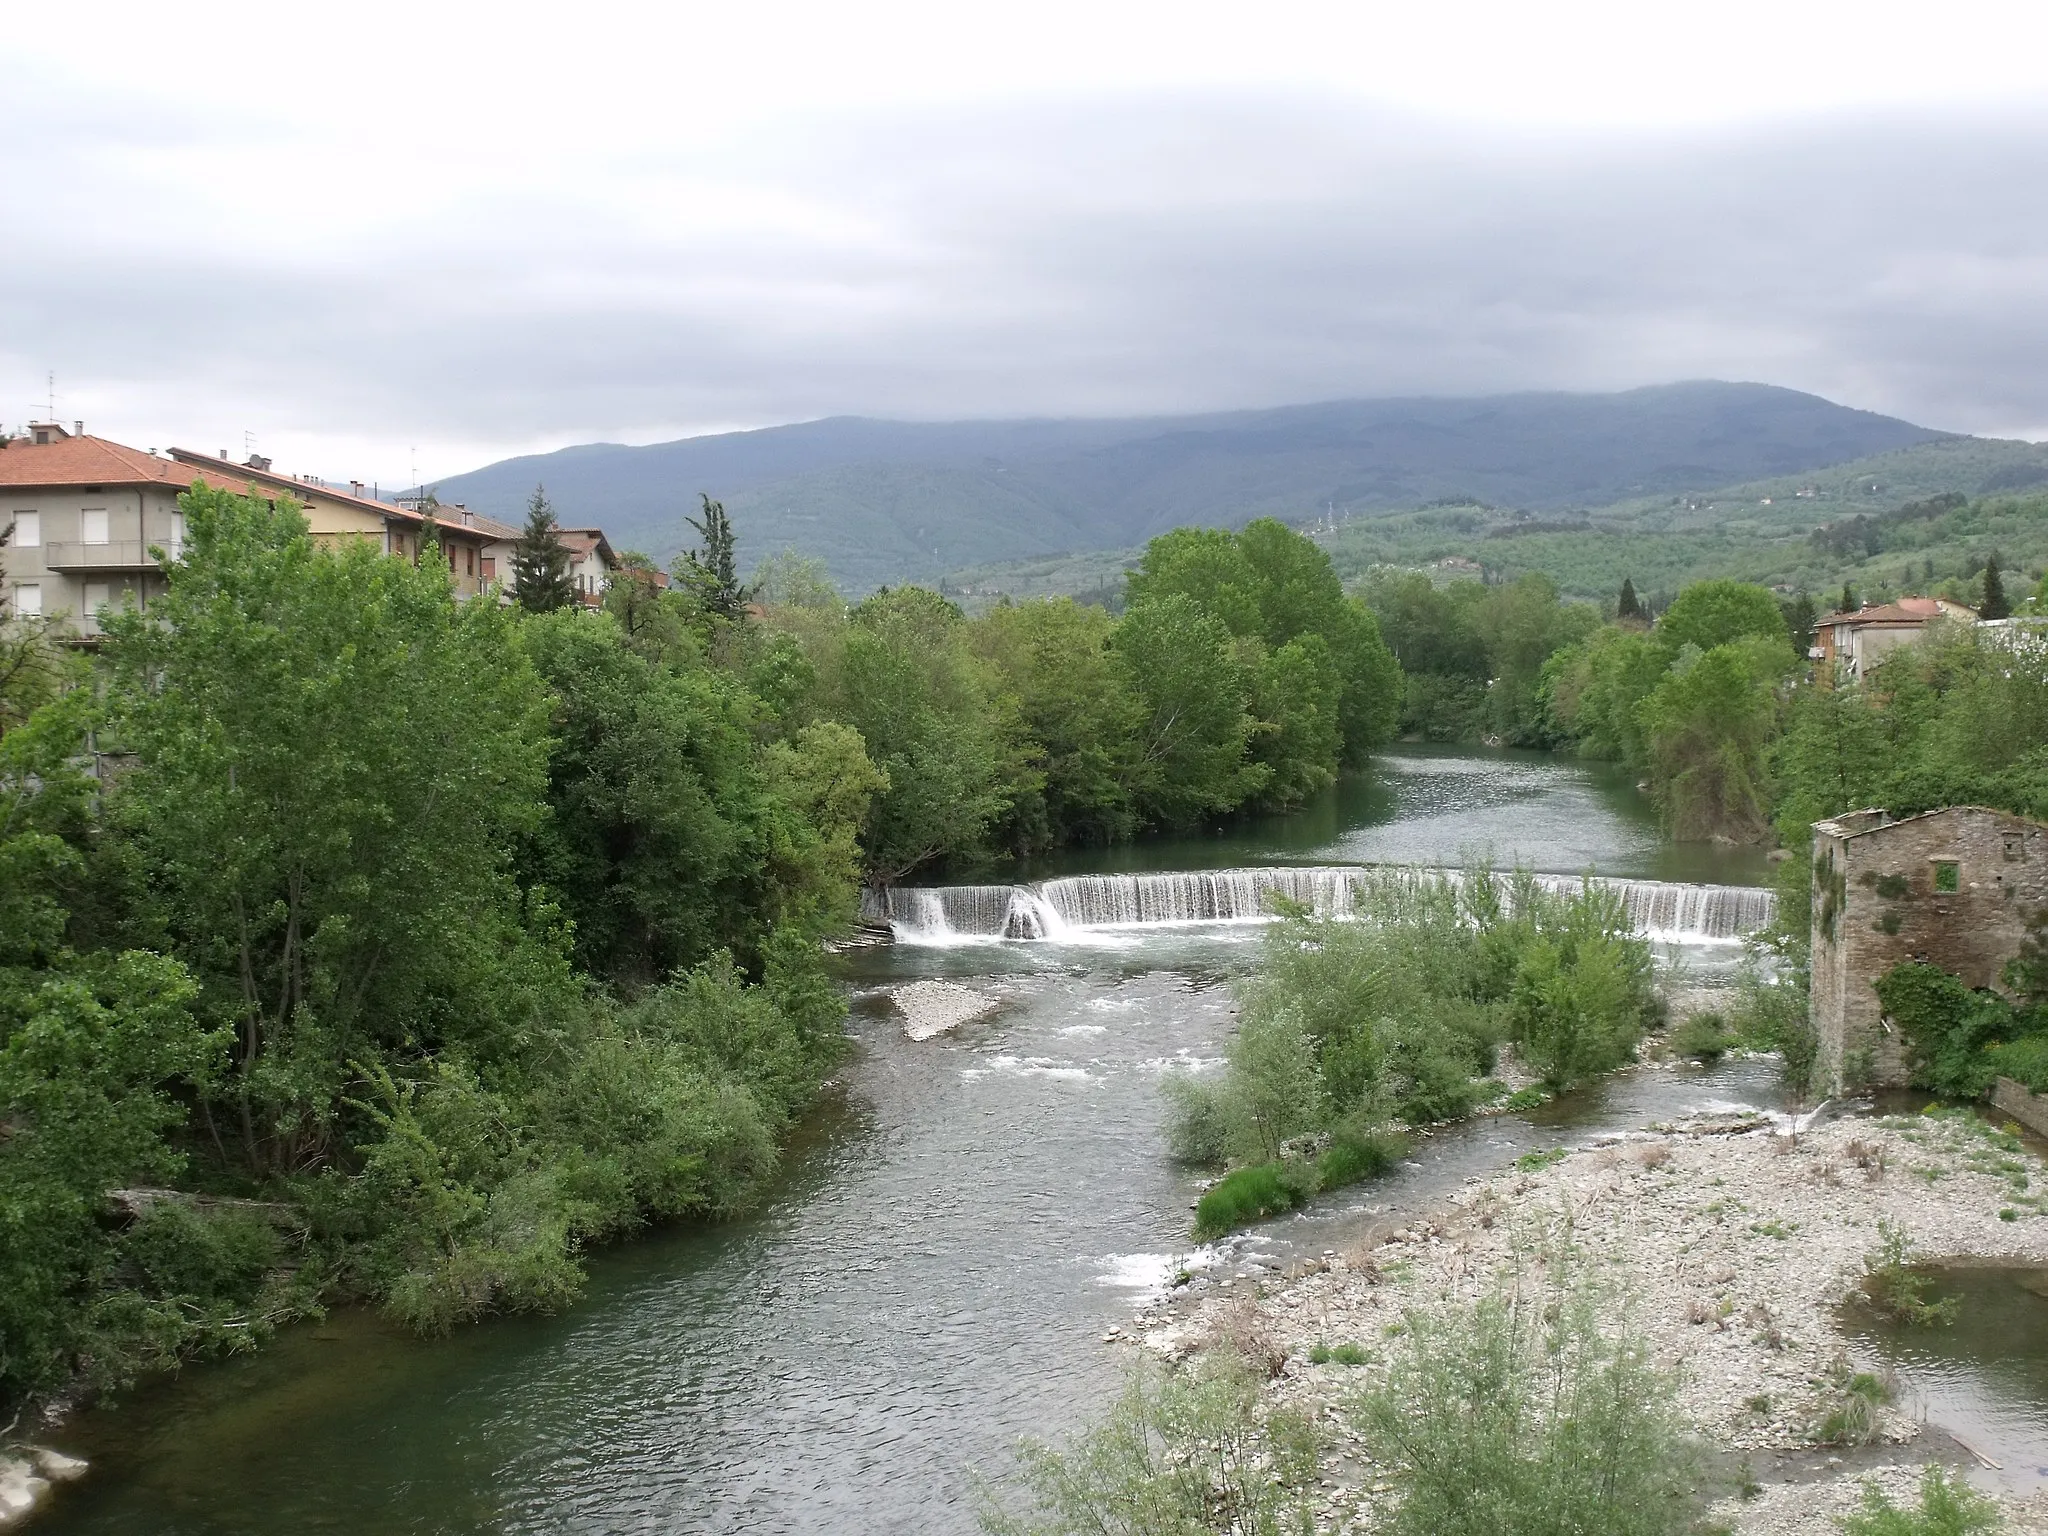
1816, 597, 1977, 627
167, 450, 520, 542
0, 433, 249, 493
559, 527, 615, 563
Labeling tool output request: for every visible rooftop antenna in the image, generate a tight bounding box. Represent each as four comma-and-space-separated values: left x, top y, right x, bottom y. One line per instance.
244, 429, 257, 462
46, 371, 55, 421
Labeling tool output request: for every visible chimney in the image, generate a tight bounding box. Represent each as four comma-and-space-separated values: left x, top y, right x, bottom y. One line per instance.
350, 480, 364, 498
220, 449, 229, 461
74, 421, 84, 437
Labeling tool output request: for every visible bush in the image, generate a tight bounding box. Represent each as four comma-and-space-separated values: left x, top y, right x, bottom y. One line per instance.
1837, 1465, 2002, 1535
1874, 962, 2025, 1100
1669, 1012, 1733, 1064
1193, 1162, 1315, 1240
978, 1352, 1321, 1536
1986, 1034, 2048, 1094
1318, 1123, 1408, 1190
1350, 1261, 1703, 1536
1859, 1220, 1958, 1328
1811, 1360, 1895, 1446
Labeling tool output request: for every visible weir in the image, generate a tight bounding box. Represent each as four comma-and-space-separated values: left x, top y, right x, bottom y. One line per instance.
868, 866, 1776, 945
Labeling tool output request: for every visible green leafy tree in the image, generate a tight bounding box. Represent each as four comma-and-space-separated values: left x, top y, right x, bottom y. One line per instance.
1248, 633, 1343, 809
1616, 576, 1644, 621
971, 599, 1143, 849
512, 484, 576, 613
1636, 634, 1793, 841
1654, 579, 1790, 658
1112, 594, 1266, 827
102, 486, 561, 1171
826, 587, 1022, 880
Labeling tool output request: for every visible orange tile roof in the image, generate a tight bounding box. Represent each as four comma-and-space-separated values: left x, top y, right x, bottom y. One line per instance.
0, 434, 249, 493
167, 450, 519, 542
1816, 597, 1977, 627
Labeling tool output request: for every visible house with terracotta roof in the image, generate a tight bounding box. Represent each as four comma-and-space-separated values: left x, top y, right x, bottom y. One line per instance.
0, 423, 524, 638
559, 527, 615, 608
166, 449, 519, 603
1811, 595, 1978, 684
0, 423, 248, 637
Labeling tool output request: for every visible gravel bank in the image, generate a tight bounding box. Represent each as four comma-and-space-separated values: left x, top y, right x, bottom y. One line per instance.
1131, 1108, 2048, 1533
891, 979, 1000, 1040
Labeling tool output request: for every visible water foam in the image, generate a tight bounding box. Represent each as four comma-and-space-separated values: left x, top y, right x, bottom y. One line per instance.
873, 866, 1774, 948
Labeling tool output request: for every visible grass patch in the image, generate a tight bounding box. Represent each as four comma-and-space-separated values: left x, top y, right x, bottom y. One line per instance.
1309, 1341, 1371, 1365
1860, 1220, 1959, 1327
1839, 1464, 2002, 1535
1318, 1125, 1409, 1190
1515, 1146, 1569, 1172
1192, 1161, 1315, 1239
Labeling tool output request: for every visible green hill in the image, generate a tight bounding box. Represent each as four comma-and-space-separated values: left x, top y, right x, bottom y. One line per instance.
424, 382, 1944, 593
941, 434, 2048, 609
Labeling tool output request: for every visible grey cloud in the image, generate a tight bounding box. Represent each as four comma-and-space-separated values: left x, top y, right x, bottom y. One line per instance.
6, 94, 2048, 459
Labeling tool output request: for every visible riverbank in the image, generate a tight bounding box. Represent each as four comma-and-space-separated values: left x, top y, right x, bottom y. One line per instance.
1129, 1103, 2048, 1532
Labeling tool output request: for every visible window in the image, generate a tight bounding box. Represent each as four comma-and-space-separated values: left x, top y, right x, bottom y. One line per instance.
2004, 833, 2027, 863
168, 511, 186, 559
83, 583, 109, 634
12, 583, 40, 617
81, 508, 109, 544
1933, 860, 1960, 893
481, 556, 496, 583
11, 511, 39, 548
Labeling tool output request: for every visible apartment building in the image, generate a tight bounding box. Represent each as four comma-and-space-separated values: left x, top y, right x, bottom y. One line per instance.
166, 449, 519, 600
0, 425, 238, 636
0, 425, 523, 637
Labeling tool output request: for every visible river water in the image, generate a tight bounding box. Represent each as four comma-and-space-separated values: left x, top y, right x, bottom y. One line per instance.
35, 747, 1789, 1535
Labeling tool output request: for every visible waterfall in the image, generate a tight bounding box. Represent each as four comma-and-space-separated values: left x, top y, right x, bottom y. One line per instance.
876, 866, 1774, 945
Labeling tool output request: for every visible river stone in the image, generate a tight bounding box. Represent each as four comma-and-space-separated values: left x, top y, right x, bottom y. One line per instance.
0, 1459, 51, 1525
893, 980, 999, 1041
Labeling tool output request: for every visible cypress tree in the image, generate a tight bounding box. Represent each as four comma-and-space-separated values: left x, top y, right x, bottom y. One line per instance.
681, 493, 748, 620
512, 484, 575, 613
1839, 583, 1857, 615
1981, 554, 2011, 620
1616, 577, 1643, 622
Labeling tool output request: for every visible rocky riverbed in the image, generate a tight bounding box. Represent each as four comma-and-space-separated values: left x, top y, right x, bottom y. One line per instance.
1126, 1105, 2048, 1533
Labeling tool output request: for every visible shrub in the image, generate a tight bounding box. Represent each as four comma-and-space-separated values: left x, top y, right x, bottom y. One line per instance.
1874, 962, 2025, 1100
1350, 1263, 1702, 1536
1318, 1122, 1408, 1190
1669, 1012, 1733, 1064
1859, 1220, 1958, 1327
1837, 1465, 2002, 1535
1811, 1360, 1895, 1447
978, 1353, 1321, 1536
1161, 1072, 1233, 1166
1985, 1034, 2048, 1094
1193, 1162, 1314, 1240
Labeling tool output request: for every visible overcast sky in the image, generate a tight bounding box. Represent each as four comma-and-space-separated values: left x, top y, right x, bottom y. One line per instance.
7, 0, 2048, 486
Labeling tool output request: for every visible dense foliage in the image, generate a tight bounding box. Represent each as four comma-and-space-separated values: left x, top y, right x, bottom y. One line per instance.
0, 488, 868, 1413
1166, 870, 1656, 1236
750, 518, 1401, 872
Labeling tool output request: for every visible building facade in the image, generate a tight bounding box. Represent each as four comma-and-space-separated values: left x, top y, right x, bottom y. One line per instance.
1811, 805, 2048, 1090
559, 528, 615, 608
0, 426, 525, 639
1811, 596, 1978, 683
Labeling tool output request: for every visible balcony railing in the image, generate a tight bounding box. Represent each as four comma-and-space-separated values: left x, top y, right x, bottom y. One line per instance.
41, 540, 180, 571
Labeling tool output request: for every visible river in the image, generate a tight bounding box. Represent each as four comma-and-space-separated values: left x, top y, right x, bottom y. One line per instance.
34, 746, 1786, 1535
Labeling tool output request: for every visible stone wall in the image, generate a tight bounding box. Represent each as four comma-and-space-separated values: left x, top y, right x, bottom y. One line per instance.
1992, 1076, 2048, 1140
1811, 806, 2048, 1090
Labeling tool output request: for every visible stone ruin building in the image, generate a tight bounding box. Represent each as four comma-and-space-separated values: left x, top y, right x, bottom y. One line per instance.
1811, 805, 2048, 1091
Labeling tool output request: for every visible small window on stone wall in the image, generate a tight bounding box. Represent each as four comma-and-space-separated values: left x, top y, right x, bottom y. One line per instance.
1933, 860, 1960, 893
2004, 833, 2027, 862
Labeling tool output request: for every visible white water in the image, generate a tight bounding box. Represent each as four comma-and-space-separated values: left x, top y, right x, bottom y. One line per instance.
870, 865, 1775, 947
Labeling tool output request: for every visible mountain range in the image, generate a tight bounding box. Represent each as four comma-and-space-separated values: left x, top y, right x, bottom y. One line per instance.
425, 382, 1951, 592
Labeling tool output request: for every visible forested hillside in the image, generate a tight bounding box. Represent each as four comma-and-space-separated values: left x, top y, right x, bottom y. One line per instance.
424, 383, 1943, 592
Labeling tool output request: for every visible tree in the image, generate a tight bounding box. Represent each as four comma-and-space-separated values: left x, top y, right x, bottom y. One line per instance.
970, 599, 1143, 849
1635, 635, 1792, 841
101, 486, 560, 1171
1840, 583, 1858, 615
681, 494, 749, 621
1113, 594, 1266, 827
1654, 580, 1788, 658
512, 484, 576, 613
1981, 553, 2012, 620
1616, 577, 1644, 622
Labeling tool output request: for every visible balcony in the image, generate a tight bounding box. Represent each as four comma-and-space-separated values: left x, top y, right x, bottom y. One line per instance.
41, 540, 179, 572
